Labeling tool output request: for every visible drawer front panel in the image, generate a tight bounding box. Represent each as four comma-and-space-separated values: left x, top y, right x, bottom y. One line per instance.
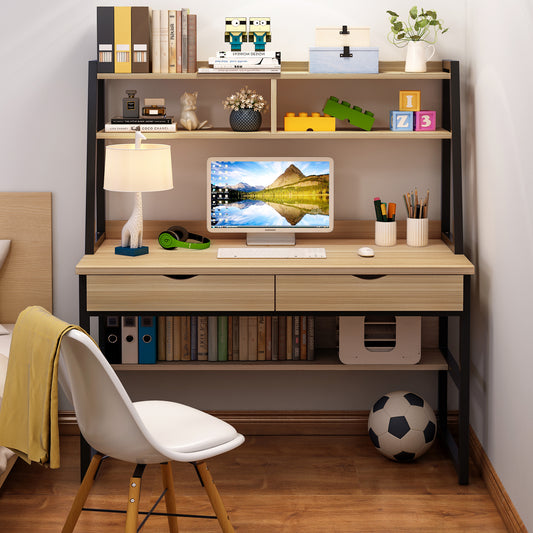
276, 275, 463, 311
86, 275, 275, 311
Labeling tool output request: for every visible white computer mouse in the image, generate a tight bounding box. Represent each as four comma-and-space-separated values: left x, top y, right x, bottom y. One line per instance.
357, 246, 375, 257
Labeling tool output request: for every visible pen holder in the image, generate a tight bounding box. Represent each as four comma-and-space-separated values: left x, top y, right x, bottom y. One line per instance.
375, 221, 397, 246
406, 217, 428, 247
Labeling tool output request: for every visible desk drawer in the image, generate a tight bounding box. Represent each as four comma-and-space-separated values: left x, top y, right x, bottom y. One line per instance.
276, 275, 463, 311
86, 275, 275, 312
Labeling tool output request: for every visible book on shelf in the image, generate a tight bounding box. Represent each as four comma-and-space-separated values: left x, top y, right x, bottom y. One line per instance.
265, 316, 272, 360
271, 316, 278, 360
248, 316, 258, 361
300, 316, 307, 360
227, 316, 233, 361
216, 50, 280, 58
197, 316, 208, 361
232, 316, 239, 360
239, 316, 248, 361
104, 123, 177, 132
97, 7, 114, 73
257, 316, 266, 361
198, 66, 280, 74
278, 316, 287, 361
110, 116, 174, 124
307, 316, 315, 360
293, 316, 300, 360
172, 316, 181, 360
208, 316, 218, 361
164, 316, 173, 361
114, 6, 132, 74
217, 316, 228, 361
151, 9, 161, 73
190, 315, 198, 360
187, 13, 197, 73
180, 316, 191, 360
159, 9, 169, 73
131, 6, 150, 73
181, 9, 189, 75
286, 316, 293, 360
157, 316, 165, 361
208, 55, 280, 68
168, 9, 177, 73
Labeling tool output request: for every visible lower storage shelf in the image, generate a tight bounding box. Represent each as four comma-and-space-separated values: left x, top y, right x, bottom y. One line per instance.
112, 348, 447, 371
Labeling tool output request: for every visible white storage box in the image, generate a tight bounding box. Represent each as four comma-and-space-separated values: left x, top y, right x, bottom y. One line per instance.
339, 316, 421, 364
309, 47, 379, 74
316, 26, 371, 47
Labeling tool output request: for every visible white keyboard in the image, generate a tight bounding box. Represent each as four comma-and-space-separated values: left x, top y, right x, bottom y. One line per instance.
217, 247, 327, 259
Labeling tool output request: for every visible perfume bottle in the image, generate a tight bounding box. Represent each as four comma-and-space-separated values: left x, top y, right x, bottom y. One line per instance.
142, 97, 166, 116
122, 90, 139, 118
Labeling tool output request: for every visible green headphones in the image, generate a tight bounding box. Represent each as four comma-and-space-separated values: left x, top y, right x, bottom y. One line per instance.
158, 226, 211, 250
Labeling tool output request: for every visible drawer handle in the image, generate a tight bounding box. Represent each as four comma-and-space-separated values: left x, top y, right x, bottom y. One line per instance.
352, 274, 386, 280
164, 275, 198, 280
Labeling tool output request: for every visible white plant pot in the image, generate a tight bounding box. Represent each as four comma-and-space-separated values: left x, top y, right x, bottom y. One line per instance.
405, 41, 435, 73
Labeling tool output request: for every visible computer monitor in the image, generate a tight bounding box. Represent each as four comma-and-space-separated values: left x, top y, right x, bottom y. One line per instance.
207, 157, 333, 245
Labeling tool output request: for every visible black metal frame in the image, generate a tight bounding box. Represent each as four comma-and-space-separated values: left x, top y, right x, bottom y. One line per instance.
80, 60, 471, 485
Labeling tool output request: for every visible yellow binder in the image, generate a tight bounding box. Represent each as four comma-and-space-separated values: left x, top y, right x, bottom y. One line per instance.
114, 6, 131, 73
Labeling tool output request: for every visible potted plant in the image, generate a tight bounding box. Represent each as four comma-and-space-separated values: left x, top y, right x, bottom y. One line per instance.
223, 86, 268, 132
386, 6, 448, 72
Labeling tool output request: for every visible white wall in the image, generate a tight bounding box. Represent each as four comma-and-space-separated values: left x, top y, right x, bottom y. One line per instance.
465, 0, 533, 529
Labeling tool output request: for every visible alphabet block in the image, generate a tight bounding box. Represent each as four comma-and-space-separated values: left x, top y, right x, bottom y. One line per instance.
399, 90, 421, 112
414, 110, 436, 131
389, 111, 413, 131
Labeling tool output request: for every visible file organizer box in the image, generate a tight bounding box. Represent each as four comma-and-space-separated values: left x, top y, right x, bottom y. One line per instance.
309, 47, 379, 74
339, 316, 421, 364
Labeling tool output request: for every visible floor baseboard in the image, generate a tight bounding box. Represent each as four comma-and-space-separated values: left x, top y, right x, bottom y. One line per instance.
469, 428, 527, 533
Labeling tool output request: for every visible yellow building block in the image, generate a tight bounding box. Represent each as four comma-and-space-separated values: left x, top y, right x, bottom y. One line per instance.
399, 90, 421, 112
284, 112, 336, 132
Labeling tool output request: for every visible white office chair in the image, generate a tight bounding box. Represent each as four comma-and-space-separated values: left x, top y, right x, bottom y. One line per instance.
58, 328, 244, 533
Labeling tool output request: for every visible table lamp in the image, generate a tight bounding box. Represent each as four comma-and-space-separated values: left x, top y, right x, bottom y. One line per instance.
104, 131, 173, 256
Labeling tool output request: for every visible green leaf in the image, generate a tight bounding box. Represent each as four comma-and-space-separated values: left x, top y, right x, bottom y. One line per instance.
386, 10, 399, 17
418, 19, 429, 28
426, 10, 437, 19
393, 22, 404, 32
409, 6, 418, 19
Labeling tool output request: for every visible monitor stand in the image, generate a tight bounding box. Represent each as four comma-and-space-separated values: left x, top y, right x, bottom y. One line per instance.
246, 233, 295, 246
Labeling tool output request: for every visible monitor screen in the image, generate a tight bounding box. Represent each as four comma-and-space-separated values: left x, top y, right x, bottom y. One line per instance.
207, 157, 333, 242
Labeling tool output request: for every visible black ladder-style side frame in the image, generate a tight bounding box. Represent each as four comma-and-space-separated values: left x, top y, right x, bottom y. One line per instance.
80, 59, 471, 484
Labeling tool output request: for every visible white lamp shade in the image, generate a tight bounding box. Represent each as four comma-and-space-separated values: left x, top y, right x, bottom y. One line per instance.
104, 143, 173, 192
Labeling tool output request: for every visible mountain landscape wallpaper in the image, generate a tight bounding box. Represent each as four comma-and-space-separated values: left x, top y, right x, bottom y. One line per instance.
210, 160, 331, 227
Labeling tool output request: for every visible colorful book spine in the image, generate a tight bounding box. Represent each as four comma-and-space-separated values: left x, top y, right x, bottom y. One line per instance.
175, 10, 182, 73
96, 6, 114, 73
180, 316, 191, 360
232, 316, 239, 360
172, 316, 181, 360
217, 316, 228, 361
300, 316, 307, 360
131, 6, 150, 73
181, 9, 189, 75
257, 316, 266, 360
187, 13, 197, 73
151, 9, 161, 73
165, 316, 173, 361
286, 316, 293, 360
271, 316, 278, 361
114, 6, 131, 73
159, 9, 169, 73
239, 316, 248, 360
157, 316, 166, 361
190, 315, 198, 360
293, 316, 300, 360
265, 316, 272, 360
168, 10, 177, 73
197, 316, 209, 361
208, 316, 218, 361
104, 123, 177, 132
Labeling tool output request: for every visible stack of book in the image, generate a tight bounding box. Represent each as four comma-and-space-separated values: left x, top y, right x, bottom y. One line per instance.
104, 115, 177, 133
198, 51, 281, 74
99, 315, 315, 364
97, 6, 198, 74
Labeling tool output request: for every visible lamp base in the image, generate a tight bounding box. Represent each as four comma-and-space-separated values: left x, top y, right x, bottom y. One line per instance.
115, 245, 149, 256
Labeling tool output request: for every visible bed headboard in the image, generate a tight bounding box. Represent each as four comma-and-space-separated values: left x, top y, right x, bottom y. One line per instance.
0, 192, 52, 323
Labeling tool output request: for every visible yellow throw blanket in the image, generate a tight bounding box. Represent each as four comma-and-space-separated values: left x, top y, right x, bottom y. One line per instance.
0, 306, 84, 468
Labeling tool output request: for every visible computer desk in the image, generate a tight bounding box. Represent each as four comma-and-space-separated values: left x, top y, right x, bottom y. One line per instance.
76, 221, 474, 484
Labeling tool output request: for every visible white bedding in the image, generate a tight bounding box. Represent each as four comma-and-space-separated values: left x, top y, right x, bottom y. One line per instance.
0, 325, 15, 474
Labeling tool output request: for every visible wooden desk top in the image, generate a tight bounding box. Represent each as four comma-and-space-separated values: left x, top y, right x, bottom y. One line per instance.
76, 238, 474, 276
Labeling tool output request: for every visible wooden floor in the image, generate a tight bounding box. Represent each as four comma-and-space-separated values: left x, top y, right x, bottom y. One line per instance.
0, 435, 507, 532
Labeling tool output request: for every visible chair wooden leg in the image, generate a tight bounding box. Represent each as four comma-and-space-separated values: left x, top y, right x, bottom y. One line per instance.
62, 453, 103, 533
125, 465, 145, 533
195, 461, 235, 533
160, 462, 179, 533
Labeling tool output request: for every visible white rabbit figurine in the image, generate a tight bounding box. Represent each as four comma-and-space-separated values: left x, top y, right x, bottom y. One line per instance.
179, 91, 211, 130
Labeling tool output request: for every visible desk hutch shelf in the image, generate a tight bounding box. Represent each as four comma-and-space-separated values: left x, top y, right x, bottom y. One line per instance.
78, 60, 473, 484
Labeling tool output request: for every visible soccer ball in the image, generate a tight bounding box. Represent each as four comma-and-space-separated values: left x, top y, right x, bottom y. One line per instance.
368, 390, 437, 462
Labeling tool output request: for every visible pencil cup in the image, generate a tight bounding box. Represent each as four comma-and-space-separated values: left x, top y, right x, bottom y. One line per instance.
406, 217, 428, 247
375, 221, 397, 247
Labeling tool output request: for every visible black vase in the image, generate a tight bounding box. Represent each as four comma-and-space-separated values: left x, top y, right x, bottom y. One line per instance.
229, 109, 262, 132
